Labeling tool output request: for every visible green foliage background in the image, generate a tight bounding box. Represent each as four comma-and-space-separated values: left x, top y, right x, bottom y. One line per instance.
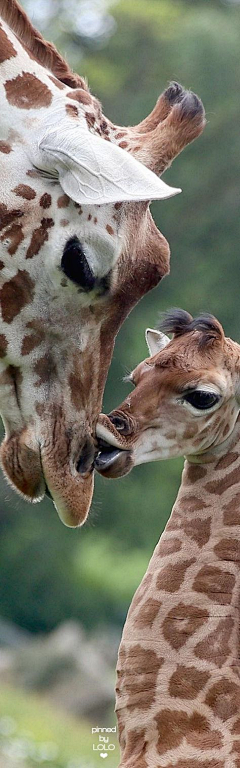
0, 0, 240, 633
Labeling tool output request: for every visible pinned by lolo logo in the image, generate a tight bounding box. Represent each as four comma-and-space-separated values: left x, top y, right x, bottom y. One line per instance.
92, 726, 117, 759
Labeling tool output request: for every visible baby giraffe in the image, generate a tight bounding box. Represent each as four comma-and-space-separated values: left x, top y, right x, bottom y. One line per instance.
96, 310, 240, 768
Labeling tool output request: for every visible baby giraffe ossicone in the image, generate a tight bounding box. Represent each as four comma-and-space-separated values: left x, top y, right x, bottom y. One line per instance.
96, 310, 240, 768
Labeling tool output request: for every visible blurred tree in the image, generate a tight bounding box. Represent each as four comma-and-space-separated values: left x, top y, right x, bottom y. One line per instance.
0, 0, 240, 633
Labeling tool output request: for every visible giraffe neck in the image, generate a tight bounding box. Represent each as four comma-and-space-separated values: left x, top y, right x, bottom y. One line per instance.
116, 423, 240, 767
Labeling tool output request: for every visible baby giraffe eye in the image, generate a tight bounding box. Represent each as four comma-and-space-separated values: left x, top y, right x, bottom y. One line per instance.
183, 390, 220, 410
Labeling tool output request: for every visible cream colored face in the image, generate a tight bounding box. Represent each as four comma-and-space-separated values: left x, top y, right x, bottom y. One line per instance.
95, 320, 240, 478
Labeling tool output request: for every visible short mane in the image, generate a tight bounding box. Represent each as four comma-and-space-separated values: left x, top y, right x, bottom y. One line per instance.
158, 308, 224, 345
0, 0, 88, 90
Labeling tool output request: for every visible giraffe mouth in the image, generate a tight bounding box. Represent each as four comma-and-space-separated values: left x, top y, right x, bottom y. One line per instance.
95, 416, 134, 478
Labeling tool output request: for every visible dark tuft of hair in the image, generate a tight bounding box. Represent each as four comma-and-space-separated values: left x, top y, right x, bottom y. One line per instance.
158, 308, 223, 346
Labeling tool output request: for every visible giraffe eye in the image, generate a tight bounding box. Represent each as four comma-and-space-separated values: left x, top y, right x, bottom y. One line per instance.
61, 236, 95, 291
183, 390, 220, 410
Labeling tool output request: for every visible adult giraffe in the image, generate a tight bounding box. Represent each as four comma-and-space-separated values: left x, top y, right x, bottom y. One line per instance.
96, 310, 240, 767
0, 0, 205, 526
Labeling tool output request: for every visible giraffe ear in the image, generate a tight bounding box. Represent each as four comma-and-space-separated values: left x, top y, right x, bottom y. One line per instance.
37, 121, 181, 206
145, 328, 170, 356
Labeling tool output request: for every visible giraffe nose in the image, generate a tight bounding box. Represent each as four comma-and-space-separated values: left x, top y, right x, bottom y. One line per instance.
108, 413, 133, 435
76, 437, 95, 475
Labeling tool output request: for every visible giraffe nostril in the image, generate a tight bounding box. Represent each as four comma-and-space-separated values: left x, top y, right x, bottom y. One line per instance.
108, 414, 133, 435
76, 437, 95, 475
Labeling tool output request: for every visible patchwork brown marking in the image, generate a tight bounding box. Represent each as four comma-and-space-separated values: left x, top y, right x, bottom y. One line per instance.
157, 536, 182, 557
163, 603, 208, 650
26, 218, 54, 259
155, 709, 222, 755
185, 464, 208, 483
0, 270, 34, 323
93, 217, 98, 224
3, 223, 24, 255
65, 103, 78, 118
117, 644, 163, 710
34, 354, 57, 386
0, 203, 23, 231
119, 140, 128, 149
179, 494, 207, 513
66, 89, 92, 105
0, 261, 4, 271
205, 677, 240, 721
5, 73, 52, 109
164, 761, 224, 768
114, 202, 122, 210
182, 517, 211, 547
85, 111, 95, 128
57, 194, 69, 208
195, 617, 234, 667
121, 728, 148, 768
88, 214, 92, 221
205, 467, 240, 495
48, 76, 65, 90
106, 224, 114, 236
0, 334, 8, 358
0, 141, 12, 154
232, 719, 240, 735
40, 193, 51, 209
214, 537, 240, 562
223, 492, 240, 525
26, 169, 39, 179
35, 402, 46, 418
169, 664, 210, 699
156, 558, 195, 593
128, 573, 153, 613
115, 131, 127, 139
193, 565, 235, 604
0, 25, 17, 63
13, 184, 36, 200
215, 451, 239, 470
21, 321, 44, 356
134, 598, 161, 629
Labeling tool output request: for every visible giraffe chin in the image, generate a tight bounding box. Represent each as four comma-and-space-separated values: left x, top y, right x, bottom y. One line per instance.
0, 428, 94, 527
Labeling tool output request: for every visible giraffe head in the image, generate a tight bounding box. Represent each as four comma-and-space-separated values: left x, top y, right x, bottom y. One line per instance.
0, 1, 205, 525
96, 309, 240, 477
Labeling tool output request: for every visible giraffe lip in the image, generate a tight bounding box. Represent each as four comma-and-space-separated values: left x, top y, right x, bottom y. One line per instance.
94, 439, 133, 478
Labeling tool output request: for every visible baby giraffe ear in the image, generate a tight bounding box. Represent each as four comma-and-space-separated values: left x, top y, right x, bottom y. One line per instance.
37, 119, 181, 206
145, 328, 170, 356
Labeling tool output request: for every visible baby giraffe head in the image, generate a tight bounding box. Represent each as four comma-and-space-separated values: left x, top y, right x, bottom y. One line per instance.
95, 309, 240, 477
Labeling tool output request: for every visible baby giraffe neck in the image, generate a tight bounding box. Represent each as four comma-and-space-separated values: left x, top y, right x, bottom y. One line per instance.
116, 428, 240, 767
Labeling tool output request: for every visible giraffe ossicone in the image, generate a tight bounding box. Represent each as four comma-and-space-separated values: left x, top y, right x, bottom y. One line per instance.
96, 310, 240, 766
0, 0, 205, 526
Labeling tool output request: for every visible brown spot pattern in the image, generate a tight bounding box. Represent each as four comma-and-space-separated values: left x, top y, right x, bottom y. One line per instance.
57, 194, 69, 208
223, 492, 240, 525
163, 602, 208, 650
85, 111, 95, 128
106, 224, 114, 236
205, 677, 240, 720
215, 451, 239, 470
164, 761, 224, 768
65, 103, 78, 118
13, 184, 36, 200
21, 321, 44, 356
0, 203, 23, 231
182, 517, 211, 547
134, 598, 161, 629
66, 89, 92, 105
155, 709, 222, 755
122, 728, 148, 768
0, 334, 8, 358
156, 558, 195, 593
195, 617, 233, 667
4, 223, 24, 255
157, 536, 182, 557
0, 142, 12, 154
185, 464, 208, 483
169, 664, 210, 699
5, 73, 52, 109
40, 193, 51, 209
34, 355, 57, 386
193, 565, 235, 604
0, 25, 17, 63
205, 467, 240, 495
0, 270, 34, 323
26, 218, 54, 258
117, 644, 162, 710
214, 537, 240, 562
